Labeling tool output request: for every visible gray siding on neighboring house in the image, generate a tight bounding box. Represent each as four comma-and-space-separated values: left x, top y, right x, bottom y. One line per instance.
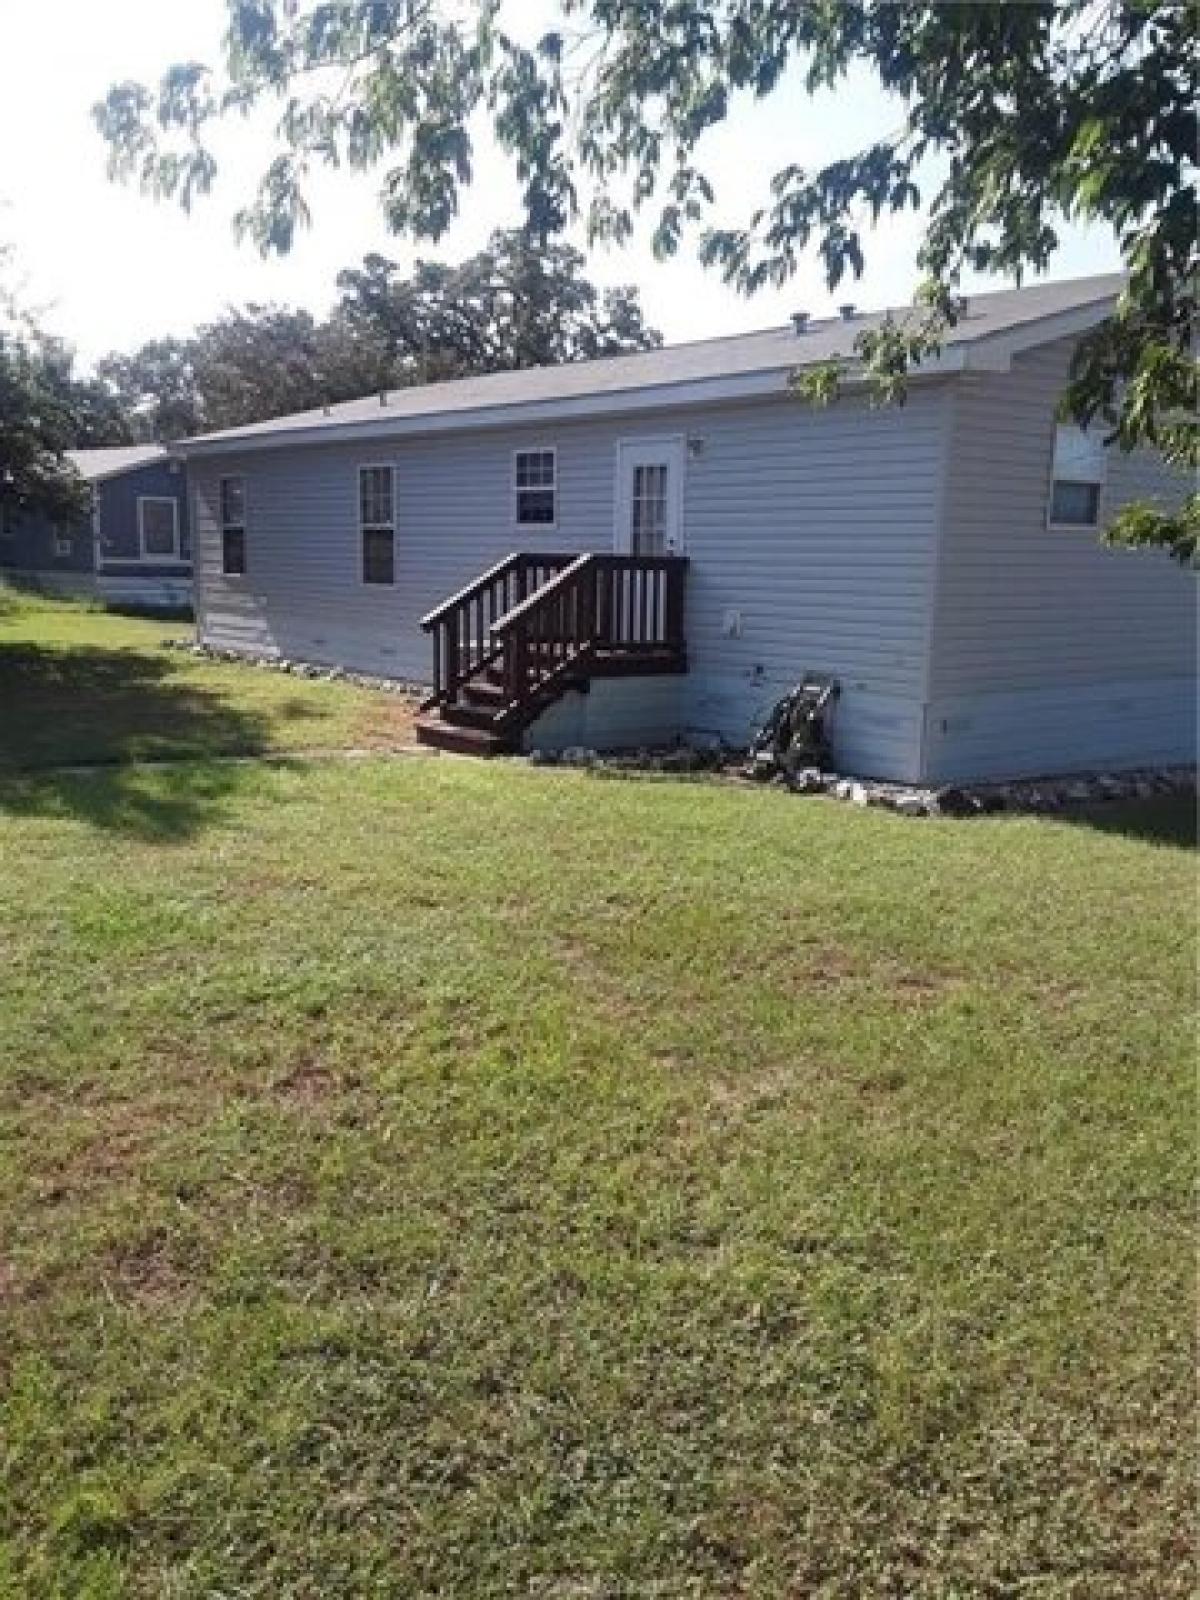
1, 458, 192, 609
0, 503, 93, 575
95, 458, 192, 572
192, 386, 952, 780
925, 340, 1196, 780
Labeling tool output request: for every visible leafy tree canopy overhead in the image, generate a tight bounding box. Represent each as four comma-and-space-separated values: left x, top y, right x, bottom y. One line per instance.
96, 0, 1197, 562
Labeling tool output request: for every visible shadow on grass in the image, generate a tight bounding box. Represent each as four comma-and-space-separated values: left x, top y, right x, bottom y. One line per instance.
0, 758, 287, 843
1056, 795, 1197, 850
0, 641, 305, 840
102, 601, 195, 623
0, 644, 275, 775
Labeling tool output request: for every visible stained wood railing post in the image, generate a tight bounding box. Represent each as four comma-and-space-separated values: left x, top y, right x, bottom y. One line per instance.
665, 560, 684, 647
424, 551, 687, 722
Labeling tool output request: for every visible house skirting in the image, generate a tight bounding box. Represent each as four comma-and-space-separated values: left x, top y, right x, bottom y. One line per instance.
1, 568, 192, 613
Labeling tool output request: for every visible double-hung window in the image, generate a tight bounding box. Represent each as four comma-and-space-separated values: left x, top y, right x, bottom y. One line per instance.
220, 476, 247, 575
139, 496, 180, 559
1048, 424, 1106, 529
360, 466, 395, 585
514, 448, 556, 528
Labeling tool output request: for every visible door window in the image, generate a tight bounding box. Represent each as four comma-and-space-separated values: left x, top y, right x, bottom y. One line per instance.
631, 464, 669, 554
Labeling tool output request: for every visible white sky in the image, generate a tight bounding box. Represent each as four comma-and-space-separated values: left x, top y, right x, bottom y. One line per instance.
0, 0, 1120, 369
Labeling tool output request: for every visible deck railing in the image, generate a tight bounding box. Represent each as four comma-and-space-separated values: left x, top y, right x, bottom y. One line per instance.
490, 554, 688, 716
419, 551, 577, 708
421, 551, 688, 722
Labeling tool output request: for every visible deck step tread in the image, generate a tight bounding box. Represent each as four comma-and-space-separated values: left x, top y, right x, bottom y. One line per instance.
414, 715, 515, 757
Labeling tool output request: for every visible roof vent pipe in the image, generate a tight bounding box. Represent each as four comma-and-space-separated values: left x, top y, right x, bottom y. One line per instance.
790, 311, 810, 335
838, 304, 856, 321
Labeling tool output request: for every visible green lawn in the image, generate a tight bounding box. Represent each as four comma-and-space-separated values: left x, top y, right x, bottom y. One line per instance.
0, 598, 1195, 1597
0, 587, 416, 772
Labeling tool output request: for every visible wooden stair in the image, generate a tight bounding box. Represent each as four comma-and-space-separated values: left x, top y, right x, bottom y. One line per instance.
416, 553, 688, 757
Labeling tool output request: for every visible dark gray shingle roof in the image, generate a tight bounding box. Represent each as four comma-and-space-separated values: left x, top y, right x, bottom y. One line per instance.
183, 273, 1122, 449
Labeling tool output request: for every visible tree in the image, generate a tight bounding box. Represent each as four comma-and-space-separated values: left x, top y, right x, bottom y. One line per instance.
99, 235, 658, 437
1, 249, 131, 522
182, 304, 384, 431
96, 337, 204, 442
333, 230, 660, 381
96, 1, 1196, 561
99, 308, 389, 438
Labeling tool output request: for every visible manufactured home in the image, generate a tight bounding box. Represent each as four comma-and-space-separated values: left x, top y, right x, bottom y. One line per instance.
0, 445, 192, 611
177, 275, 1195, 783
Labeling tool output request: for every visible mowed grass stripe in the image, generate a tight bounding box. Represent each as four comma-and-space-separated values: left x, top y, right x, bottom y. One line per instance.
0, 747, 1193, 1598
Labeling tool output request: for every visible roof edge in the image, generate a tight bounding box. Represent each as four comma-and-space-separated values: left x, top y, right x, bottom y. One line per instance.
175, 293, 1117, 459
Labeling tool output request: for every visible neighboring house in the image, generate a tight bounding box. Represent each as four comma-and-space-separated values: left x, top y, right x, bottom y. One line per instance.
176, 274, 1195, 783
0, 445, 192, 611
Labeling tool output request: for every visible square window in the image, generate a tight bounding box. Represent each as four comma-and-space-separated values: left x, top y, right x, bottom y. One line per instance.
1049, 424, 1105, 528
1049, 480, 1101, 528
515, 449, 557, 526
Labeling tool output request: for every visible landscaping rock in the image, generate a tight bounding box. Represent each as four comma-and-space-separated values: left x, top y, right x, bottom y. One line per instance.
658, 747, 702, 773
892, 792, 934, 817
933, 786, 973, 817
787, 767, 826, 795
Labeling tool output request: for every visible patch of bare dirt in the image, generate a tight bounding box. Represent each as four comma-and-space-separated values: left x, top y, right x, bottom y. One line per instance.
269, 1058, 340, 1106
350, 697, 420, 750
102, 1232, 193, 1308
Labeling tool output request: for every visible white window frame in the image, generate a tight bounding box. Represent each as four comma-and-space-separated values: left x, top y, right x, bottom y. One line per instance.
513, 447, 558, 531
358, 464, 396, 587
51, 529, 74, 560
1047, 423, 1107, 531
137, 495, 181, 561
220, 475, 248, 578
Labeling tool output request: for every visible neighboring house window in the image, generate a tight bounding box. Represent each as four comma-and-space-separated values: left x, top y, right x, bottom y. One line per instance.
138, 496, 180, 559
220, 476, 247, 575
514, 448, 556, 528
51, 529, 74, 559
1049, 423, 1106, 528
359, 466, 395, 585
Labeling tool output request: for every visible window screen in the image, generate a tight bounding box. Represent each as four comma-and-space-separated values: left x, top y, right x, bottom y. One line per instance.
514, 449, 556, 527
359, 466, 395, 585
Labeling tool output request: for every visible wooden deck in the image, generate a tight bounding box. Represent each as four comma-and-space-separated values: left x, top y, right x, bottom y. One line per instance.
417, 553, 688, 755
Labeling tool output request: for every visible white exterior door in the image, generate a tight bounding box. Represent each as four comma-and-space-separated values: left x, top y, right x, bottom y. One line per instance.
615, 437, 685, 555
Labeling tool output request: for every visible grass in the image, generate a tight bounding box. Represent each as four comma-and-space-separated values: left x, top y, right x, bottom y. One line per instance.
0, 586, 416, 773
0, 598, 1195, 1597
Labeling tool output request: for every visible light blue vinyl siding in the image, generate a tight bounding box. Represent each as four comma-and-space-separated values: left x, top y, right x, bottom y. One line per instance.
925, 340, 1196, 780
192, 387, 950, 779
190, 340, 1195, 782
